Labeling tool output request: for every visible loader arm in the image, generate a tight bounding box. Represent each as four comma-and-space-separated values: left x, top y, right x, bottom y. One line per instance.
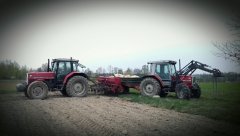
177, 60, 222, 77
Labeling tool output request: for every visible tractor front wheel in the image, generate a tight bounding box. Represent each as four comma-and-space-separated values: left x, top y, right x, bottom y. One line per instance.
27, 81, 48, 99
175, 83, 190, 99
140, 78, 160, 97
66, 76, 89, 97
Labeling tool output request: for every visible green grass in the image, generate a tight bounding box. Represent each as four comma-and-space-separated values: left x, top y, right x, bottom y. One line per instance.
0, 80, 22, 94
119, 82, 240, 125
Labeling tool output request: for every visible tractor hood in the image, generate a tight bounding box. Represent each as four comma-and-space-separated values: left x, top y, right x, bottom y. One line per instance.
28, 72, 55, 81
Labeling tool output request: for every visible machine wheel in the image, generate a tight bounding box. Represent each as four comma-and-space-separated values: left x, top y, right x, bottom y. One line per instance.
27, 81, 48, 99
140, 78, 160, 97
66, 76, 89, 97
175, 83, 190, 99
191, 83, 201, 98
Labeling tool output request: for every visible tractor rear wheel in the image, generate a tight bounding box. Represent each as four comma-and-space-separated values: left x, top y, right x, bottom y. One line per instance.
27, 81, 48, 99
140, 78, 160, 97
191, 83, 201, 98
66, 76, 89, 97
175, 83, 190, 99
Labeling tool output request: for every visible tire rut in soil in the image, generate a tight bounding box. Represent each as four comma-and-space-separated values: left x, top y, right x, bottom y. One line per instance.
37, 98, 120, 136
66, 96, 167, 136
1, 93, 240, 136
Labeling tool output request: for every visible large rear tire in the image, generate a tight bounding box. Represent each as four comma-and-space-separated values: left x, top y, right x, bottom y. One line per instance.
27, 81, 48, 99
140, 78, 160, 97
66, 76, 89, 97
175, 83, 190, 99
191, 83, 201, 98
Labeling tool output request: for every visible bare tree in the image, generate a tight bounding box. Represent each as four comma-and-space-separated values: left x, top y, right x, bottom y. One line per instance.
84, 68, 92, 76
213, 13, 240, 64
36, 63, 48, 72
124, 68, 133, 75
118, 69, 123, 74
107, 65, 113, 74
113, 67, 118, 74
227, 14, 240, 37
133, 68, 141, 75
141, 65, 149, 74
213, 42, 240, 64
96, 67, 106, 74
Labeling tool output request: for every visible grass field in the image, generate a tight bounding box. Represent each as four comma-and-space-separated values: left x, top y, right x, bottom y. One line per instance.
1, 80, 240, 125
119, 82, 240, 125
0, 80, 22, 94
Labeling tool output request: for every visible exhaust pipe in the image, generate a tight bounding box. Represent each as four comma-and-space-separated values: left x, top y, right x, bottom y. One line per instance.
47, 59, 50, 72
179, 59, 181, 71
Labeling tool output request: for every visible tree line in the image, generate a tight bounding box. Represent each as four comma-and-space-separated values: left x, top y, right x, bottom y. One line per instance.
0, 60, 28, 80
0, 60, 239, 82
194, 73, 240, 82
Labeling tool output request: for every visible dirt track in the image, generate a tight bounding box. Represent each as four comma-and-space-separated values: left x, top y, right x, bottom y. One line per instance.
0, 92, 239, 136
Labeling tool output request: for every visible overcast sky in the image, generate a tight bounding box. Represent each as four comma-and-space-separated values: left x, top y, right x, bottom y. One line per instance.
0, 1, 239, 73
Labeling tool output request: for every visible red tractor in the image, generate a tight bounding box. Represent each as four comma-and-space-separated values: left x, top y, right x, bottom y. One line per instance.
17, 58, 222, 100
94, 60, 222, 99
16, 58, 89, 99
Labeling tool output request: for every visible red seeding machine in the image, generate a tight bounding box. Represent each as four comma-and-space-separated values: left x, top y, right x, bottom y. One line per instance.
16, 58, 222, 99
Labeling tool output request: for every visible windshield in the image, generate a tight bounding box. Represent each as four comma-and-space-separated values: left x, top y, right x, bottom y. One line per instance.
51, 62, 57, 72
169, 64, 176, 76
155, 64, 170, 80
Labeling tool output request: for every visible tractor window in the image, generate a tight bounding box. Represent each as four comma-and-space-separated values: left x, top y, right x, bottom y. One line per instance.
156, 64, 170, 80
58, 62, 71, 75
73, 62, 85, 72
52, 62, 57, 72
66, 62, 71, 73
58, 62, 65, 74
156, 65, 161, 73
56, 61, 71, 82
73, 62, 78, 72
170, 64, 176, 76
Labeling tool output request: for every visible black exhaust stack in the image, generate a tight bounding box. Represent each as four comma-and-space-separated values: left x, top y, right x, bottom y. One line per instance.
47, 59, 50, 72
179, 59, 181, 71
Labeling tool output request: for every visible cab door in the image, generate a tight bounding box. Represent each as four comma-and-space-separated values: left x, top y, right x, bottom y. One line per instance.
56, 61, 72, 84
155, 64, 171, 87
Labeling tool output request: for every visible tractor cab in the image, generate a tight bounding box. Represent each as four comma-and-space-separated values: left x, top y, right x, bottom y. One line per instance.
147, 60, 177, 87
50, 58, 86, 84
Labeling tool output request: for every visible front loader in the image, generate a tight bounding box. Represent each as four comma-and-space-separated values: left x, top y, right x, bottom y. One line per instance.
94, 60, 223, 99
